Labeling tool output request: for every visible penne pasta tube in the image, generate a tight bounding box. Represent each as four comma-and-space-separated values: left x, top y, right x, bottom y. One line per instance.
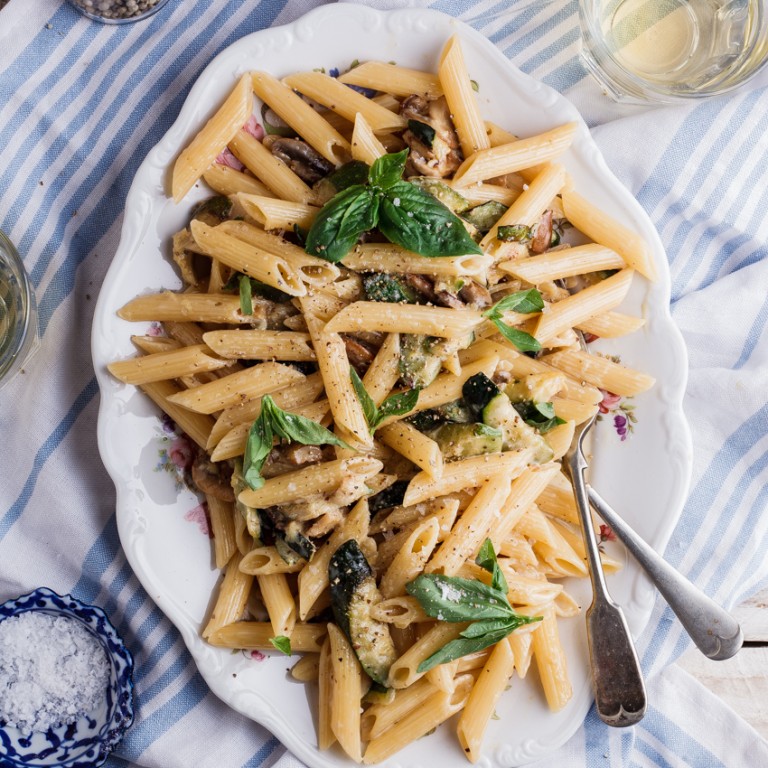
534, 269, 634, 345
363, 677, 473, 763
251, 70, 351, 164
452, 123, 577, 187
530, 604, 572, 711
387, 621, 468, 690
236, 193, 319, 231
108, 343, 231, 385
166, 361, 305, 414
562, 187, 658, 281
258, 573, 297, 637
457, 637, 516, 762
318, 637, 336, 750
498, 242, 626, 284
283, 71, 407, 133
344, 243, 493, 278
203, 163, 274, 197
324, 301, 482, 339
130, 335, 181, 354
301, 300, 373, 449
207, 494, 237, 570
229, 128, 315, 204
239, 456, 382, 511
379, 517, 441, 598
438, 35, 490, 158
542, 348, 656, 396
190, 220, 306, 297
239, 546, 305, 575
202, 329, 315, 362
403, 449, 533, 507
327, 623, 364, 763
119, 291, 265, 325
577, 311, 646, 338
369, 596, 431, 629
290, 654, 320, 682
425, 475, 513, 576
481, 163, 567, 249
216, 219, 340, 287
172, 73, 253, 202
339, 61, 443, 98
351, 113, 387, 164
361, 333, 401, 407
377, 420, 443, 479
543, 420, 576, 461
202, 551, 252, 638
207, 371, 324, 449
208, 621, 326, 652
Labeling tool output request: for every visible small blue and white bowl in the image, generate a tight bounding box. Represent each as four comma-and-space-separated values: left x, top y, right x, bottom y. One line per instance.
0, 587, 134, 767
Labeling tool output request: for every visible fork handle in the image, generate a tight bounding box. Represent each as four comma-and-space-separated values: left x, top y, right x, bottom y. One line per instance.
588, 485, 743, 661
566, 452, 647, 726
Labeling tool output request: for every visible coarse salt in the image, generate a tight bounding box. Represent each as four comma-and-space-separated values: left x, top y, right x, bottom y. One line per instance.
0, 611, 110, 736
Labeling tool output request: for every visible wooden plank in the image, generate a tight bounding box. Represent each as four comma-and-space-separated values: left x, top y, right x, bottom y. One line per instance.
677, 587, 768, 739
677, 646, 768, 739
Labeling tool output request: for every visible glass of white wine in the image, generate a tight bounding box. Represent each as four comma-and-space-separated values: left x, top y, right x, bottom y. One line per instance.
579, 0, 768, 102
0, 230, 39, 391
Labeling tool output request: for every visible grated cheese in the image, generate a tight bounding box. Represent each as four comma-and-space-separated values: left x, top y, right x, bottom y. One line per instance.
0, 611, 110, 735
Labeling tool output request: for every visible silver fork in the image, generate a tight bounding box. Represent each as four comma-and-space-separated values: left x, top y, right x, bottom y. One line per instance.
563, 378, 647, 726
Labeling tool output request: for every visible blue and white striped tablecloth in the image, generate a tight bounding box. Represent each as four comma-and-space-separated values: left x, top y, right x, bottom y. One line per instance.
1, 1, 767, 766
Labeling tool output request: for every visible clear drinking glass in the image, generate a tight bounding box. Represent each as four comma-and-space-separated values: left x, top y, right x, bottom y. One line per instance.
67, 0, 172, 24
0, 230, 39, 390
578, 0, 768, 102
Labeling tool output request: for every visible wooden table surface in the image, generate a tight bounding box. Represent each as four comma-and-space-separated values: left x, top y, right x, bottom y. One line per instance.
677, 586, 768, 739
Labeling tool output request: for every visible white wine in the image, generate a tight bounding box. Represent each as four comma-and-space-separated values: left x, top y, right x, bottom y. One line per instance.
579, 0, 768, 100
602, 0, 763, 89
0, 231, 38, 388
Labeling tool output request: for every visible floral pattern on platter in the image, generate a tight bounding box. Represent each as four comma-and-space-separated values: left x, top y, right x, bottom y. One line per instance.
0, 588, 134, 768
596, 389, 637, 441
153, 414, 212, 535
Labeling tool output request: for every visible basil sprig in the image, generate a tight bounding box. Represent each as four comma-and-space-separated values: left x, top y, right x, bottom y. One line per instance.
305, 150, 482, 263
242, 395, 350, 490
482, 288, 544, 353
350, 368, 419, 432
406, 539, 541, 672
269, 635, 292, 655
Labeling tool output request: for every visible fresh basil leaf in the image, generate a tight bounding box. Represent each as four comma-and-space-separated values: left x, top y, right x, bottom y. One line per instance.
243, 416, 273, 490
327, 160, 370, 191
405, 574, 514, 622
239, 275, 253, 316
416, 624, 519, 673
484, 289, 544, 318
475, 539, 508, 594
514, 400, 566, 434
497, 224, 534, 243
269, 635, 292, 655
376, 388, 420, 426
460, 615, 540, 638
369, 149, 408, 190
305, 184, 379, 263
349, 368, 379, 430
407, 119, 436, 148
379, 181, 482, 257
491, 319, 542, 353
262, 396, 350, 449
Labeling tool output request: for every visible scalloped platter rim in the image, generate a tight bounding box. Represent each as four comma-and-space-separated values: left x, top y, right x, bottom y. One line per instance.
91, 6, 693, 768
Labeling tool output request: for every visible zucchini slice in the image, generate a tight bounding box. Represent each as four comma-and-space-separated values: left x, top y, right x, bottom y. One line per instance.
329, 539, 396, 685
432, 422, 503, 460
482, 392, 554, 463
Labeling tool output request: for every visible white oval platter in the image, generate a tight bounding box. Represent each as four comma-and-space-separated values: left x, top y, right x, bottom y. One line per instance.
92, 6, 693, 767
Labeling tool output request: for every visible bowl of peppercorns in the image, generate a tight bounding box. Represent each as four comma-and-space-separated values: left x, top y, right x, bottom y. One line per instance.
0, 588, 134, 767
